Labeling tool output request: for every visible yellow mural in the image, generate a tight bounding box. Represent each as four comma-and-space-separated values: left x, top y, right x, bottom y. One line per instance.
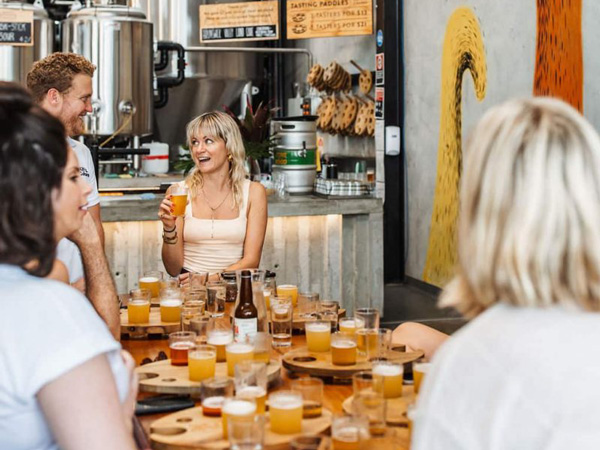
423, 7, 487, 286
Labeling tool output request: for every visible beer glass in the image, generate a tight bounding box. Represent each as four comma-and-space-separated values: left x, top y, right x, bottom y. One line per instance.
355, 307, 380, 329
221, 397, 256, 439
221, 271, 238, 303
139, 270, 163, 298
234, 360, 268, 414
251, 332, 272, 363
319, 300, 340, 330
413, 359, 432, 395
207, 316, 234, 362
181, 301, 204, 332
331, 332, 357, 366
183, 290, 205, 306
127, 288, 151, 324
367, 328, 392, 361
352, 371, 376, 396
207, 280, 226, 317
226, 341, 254, 377
269, 391, 303, 434
189, 271, 209, 292
200, 377, 234, 417
189, 315, 209, 344
298, 292, 319, 318
291, 377, 323, 419
188, 344, 217, 382
305, 320, 331, 352
228, 414, 265, 450
352, 391, 386, 436
160, 289, 183, 323
331, 414, 370, 450
160, 276, 180, 290
170, 183, 188, 216
168, 331, 196, 366
277, 284, 298, 307
338, 316, 365, 335
271, 297, 293, 348
372, 361, 403, 399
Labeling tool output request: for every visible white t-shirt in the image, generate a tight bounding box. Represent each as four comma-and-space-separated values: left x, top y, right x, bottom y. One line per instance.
412, 303, 600, 450
0, 264, 129, 450
55, 138, 100, 284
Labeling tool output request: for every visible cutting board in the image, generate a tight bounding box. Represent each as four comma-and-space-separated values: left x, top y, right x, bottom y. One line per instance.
120, 308, 181, 338
281, 347, 423, 378
149, 407, 332, 450
137, 359, 282, 395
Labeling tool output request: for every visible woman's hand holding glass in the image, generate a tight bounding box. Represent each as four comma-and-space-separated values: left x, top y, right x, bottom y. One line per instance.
158, 193, 176, 229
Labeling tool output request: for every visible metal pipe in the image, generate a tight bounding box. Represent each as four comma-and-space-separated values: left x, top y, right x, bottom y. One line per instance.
184, 46, 313, 73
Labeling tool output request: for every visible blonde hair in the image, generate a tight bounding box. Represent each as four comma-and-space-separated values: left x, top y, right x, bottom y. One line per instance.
441, 97, 600, 317
185, 111, 248, 210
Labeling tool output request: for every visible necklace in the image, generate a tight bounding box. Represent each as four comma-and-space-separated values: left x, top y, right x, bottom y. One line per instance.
201, 187, 230, 238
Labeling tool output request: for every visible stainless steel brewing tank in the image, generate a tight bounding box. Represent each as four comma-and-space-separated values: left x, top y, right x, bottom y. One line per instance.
272, 117, 318, 194
0, 1, 54, 84
62, 5, 153, 137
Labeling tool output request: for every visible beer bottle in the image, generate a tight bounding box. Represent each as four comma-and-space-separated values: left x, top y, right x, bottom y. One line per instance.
234, 270, 258, 341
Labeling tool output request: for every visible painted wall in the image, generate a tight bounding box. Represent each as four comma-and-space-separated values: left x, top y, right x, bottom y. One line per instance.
404, 0, 600, 282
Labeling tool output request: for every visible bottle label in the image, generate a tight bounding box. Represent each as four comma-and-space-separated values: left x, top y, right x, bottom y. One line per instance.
234, 318, 258, 341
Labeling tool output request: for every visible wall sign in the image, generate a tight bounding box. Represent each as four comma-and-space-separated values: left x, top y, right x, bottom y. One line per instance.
375, 52, 384, 85
375, 87, 384, 119
0, 9, 33, 46
286, 0, 373, 40
199, 1, 279, 43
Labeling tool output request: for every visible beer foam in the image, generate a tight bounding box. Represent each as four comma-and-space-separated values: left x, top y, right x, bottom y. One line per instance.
129, 299, 149, 305
202, 396, 225, 408
207, 331, 233, 345
373, 364, 403, 376
171, 193, 187, 197
332, 340, 357, 349
189, 350, 215, 360
139, 276, 159, 283
269, 393, 303, 409
237, 386, 266, 397
160, 299, 182, 307
170, 341, 194, 350
226, 343, 253, 354
278, 284, 296, 289
222, 399, 256, 415
306, 322, 330, 332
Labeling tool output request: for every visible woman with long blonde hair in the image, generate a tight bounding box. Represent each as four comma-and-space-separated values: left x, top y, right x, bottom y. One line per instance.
159, 111, 267, 278
412, 97, 600, 449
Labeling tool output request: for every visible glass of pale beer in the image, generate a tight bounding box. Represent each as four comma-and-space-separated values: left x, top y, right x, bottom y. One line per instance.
331, 332, 357, 366
225, 341, 254, 377
372, 361, 403, 399
269, 391, 303, 434
305, 320, 331, 352
413, 358, 432, 395
338, 316, 365, 335
170, 183, 188, 217
160, 291, 183, 323
207, 316, 234, 362
235, 360, 268, 414
127, 288, 151, 324
221, 397, 256, 440
188, 344, 217, 382
331, 414, 370, 450
276, 284, 298, 307
139, 270, 163, 299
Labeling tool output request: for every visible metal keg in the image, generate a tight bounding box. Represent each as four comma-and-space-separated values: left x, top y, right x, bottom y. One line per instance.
0, 0, 54, 84
271, 116, 317, 194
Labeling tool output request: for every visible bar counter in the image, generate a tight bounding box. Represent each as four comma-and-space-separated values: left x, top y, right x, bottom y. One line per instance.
101, 193, 384, 313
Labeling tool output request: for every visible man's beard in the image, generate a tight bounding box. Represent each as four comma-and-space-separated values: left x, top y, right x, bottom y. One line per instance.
65, 115, 86, 137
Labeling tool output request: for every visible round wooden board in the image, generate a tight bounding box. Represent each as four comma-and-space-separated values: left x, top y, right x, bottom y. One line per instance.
281, 348, 423, 378
120, 308, 181, 337
342, 385, 416, 425
150, 407, 332, 450
137, 359, 282, 395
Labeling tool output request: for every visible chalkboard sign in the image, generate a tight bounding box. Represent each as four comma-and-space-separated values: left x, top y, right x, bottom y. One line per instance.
0, 9, 34, 47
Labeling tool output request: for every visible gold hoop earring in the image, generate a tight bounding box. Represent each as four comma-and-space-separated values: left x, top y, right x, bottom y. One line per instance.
228, 154, 233, 162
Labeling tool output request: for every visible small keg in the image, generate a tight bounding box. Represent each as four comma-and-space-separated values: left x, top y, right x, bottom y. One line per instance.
271, 116, 317, 194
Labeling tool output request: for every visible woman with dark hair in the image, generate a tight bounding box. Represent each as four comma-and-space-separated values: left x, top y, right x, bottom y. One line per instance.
0, 82, 136, 449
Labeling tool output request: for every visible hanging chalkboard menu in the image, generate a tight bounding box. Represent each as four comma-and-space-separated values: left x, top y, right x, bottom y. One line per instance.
199, 1, 279, 43
0, 9, 34, 46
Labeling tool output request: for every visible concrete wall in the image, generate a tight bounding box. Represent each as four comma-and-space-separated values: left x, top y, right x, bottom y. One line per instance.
404, 1, 600, 280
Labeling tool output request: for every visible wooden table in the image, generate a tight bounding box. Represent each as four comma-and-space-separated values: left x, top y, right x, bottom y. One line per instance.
122, 335, 410, 449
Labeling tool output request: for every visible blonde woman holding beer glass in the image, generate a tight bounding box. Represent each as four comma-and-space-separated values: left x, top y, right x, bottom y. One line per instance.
0, 83, 137, 450
413, 98, 600, 449
159, 111, 267, 282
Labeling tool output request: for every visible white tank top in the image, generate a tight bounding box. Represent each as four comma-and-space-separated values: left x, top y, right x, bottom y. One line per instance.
182, 179, 250, 273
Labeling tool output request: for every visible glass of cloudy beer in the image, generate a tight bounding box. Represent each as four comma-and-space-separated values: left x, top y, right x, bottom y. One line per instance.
269, 391, 303, 434
170, 183, 188, 217
188, 344, 217, 382
139, 270, 163, 299
305, 320, 331, 352
372, 361, 403, 399
127, 288, 151, 324
331, 332, 357, 366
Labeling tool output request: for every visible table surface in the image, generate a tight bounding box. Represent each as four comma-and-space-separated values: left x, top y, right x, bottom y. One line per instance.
122, 335, 410, 449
